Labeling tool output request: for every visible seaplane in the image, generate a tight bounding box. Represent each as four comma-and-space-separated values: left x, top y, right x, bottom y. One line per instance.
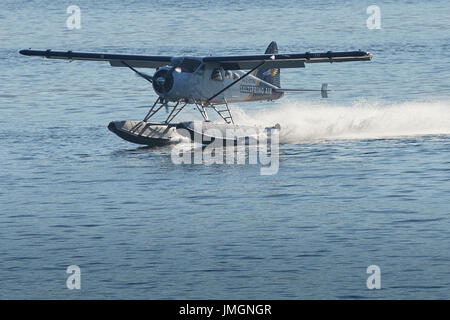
20, 42, 372, 146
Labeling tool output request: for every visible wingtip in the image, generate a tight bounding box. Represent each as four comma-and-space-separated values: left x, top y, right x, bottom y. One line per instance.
19, 49, 33, 56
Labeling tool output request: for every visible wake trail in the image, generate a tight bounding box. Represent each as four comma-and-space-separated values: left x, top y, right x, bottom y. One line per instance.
232, 100, 450, 143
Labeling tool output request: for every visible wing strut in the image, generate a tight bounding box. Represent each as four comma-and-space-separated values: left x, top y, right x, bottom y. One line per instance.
121, 61, 154, 83
206, 61, 265, 103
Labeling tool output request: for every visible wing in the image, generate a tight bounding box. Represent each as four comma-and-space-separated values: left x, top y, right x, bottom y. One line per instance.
20, 49, 372, 70
203, 50, 372, 70
19, 49, 172, 68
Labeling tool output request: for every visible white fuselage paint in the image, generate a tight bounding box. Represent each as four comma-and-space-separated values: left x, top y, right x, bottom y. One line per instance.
155, 64, 283, 105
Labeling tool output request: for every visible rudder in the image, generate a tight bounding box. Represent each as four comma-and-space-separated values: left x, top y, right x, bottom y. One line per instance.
256, 41, 280, 88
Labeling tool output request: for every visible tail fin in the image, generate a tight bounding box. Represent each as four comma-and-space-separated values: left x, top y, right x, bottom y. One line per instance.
256, 41, 280, 88
321, 83, 328, 98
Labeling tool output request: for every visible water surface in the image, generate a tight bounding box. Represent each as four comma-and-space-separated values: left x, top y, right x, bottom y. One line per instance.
0, 0, 449, 299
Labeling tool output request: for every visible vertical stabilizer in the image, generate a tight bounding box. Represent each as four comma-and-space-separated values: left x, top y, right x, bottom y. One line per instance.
256, 41, 281, 88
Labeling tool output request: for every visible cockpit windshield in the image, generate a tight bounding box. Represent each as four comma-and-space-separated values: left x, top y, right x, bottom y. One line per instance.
177, 58, 201, 73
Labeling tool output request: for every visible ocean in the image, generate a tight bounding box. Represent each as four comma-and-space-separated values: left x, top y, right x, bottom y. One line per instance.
0, 0, 449, 299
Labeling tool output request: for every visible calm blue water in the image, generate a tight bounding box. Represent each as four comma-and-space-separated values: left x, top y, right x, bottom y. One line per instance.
1, 0, 450, 299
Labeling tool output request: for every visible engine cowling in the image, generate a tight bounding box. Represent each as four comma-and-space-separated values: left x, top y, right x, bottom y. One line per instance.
152, 68, 174, 95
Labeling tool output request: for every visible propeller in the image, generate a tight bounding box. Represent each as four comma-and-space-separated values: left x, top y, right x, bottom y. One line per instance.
160, 60, 182, 94
123, 59, 183, 98
151, 59, 183, 96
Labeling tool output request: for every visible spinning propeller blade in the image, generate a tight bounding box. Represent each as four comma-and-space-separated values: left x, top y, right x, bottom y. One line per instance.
162, 60, 182, 94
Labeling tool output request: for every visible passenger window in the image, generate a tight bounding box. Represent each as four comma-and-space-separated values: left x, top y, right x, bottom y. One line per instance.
211, 68, 223, 81
225, 71, 232, 79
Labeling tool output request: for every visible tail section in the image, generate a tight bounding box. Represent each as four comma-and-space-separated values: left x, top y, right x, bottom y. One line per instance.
256, 41, 280, 88
321, 83, 328, 98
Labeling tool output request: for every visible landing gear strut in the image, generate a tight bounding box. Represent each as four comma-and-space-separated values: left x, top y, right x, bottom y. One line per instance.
191, 98, 234, 124
143, 97, 187, 123
143, 97, 234, 124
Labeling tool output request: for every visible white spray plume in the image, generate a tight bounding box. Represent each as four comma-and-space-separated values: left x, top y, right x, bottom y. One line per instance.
232, 99, 450, 143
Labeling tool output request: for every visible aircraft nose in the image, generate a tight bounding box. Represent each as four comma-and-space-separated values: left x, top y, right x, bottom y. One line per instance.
156, 77, 165, 85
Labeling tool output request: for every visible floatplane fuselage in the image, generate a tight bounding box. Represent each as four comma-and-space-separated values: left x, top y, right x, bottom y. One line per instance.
19, 41, 372, 146
151, 58, 284, 105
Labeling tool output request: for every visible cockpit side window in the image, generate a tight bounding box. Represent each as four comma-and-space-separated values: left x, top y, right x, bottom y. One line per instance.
177, 59, 201, 73
211, 68, 223, 81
